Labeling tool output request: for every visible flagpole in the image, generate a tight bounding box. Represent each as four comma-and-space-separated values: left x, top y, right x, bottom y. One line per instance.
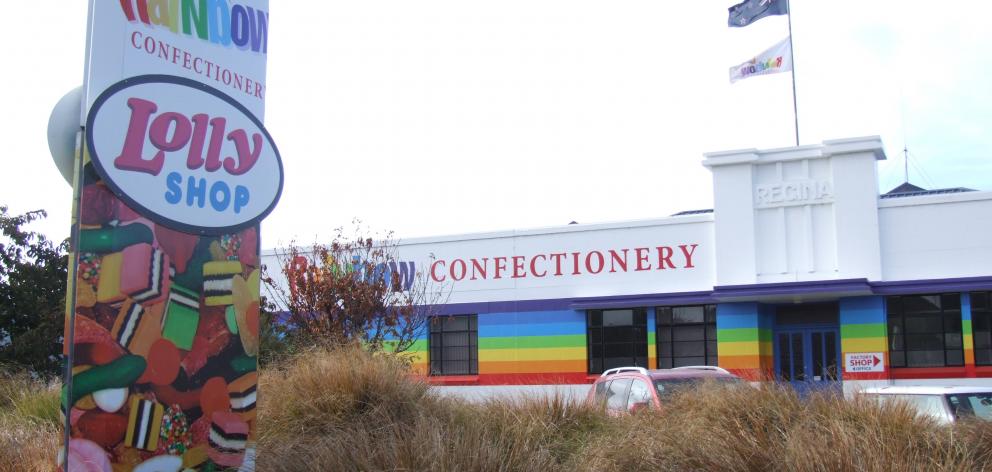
786, 0, 799, 146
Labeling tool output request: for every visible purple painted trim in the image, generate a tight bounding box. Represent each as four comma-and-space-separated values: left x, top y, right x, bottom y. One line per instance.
713, 278, 872, 299
435, 299, 573, 315
569, 291, 716, 309
870, 276, 992, 295
434, 291, 718, 315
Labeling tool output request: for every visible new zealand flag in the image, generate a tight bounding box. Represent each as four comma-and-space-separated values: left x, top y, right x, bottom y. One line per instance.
728, 0, 789, 27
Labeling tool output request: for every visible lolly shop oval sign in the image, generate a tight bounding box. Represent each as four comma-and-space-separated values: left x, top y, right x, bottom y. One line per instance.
86, 75, 283, 234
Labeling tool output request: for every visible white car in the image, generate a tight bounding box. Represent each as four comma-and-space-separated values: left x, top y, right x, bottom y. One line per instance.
860, 386, 992, 424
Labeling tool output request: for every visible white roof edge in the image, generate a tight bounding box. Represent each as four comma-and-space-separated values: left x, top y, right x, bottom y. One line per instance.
260, 213, 715, 253
703, 136, 885, 168
878, 189, 992, 208
394, 213, 715, 246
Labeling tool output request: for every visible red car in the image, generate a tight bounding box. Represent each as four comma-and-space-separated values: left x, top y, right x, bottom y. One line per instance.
587, 366, 743, 414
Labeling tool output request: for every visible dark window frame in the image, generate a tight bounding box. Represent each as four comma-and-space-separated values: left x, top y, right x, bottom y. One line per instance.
887, 294, 964, 368
971, 291, 992, 366
656, 305, 718, 369
586, 308, 648, 374
429, 314, 478, 376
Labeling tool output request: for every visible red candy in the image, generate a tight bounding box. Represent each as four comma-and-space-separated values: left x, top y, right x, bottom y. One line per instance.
76, 411, 128, 449
76, 342, 123, 366
181, 312, 231, 377
189, 414, 212, 445
115, 200, 142, 222
138, 339, 181, 386
70, 407, 87, 428
154, 225, 200, 274
152, 383, 201, 411
80, 184, 116, 225
199, 377, 231, 418
86, 304, 121, 332
73, 316, 125, 358
236, 226, 258, 266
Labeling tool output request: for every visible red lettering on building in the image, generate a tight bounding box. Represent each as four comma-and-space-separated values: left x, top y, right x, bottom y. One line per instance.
656, 246, 675, 269
609, 249, 628, 273
430, 260, 446, 282
450, 259, 467, 281
635, 247, 650, 271
470, 258, 488, 280
425, 243, 701, 284
511, 256, 527, 279
530, 254, 547, 277
493, 257, 508, 279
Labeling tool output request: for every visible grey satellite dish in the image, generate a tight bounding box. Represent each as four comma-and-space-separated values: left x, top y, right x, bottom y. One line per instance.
47, 86, 83, 186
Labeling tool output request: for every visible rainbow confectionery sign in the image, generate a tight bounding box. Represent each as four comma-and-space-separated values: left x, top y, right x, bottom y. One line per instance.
84, 0, 269, 119
61, 1, 277, 470
117, 0, 269, 54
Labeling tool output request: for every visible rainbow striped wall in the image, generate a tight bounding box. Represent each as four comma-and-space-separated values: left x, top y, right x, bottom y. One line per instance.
716, 303, 773, 379
403, 339, 428, 375
839, 296, 888, 380
477, 310, 586, 380
963, 293, 976, 375
407, 309, 594, 384
407, 307, 663, 384
647, 309, 658, 370
399, 292, 992, 385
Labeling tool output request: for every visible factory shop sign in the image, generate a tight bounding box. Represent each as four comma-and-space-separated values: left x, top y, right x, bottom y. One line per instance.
845, 352, 885, 373
86, 75, 283, 234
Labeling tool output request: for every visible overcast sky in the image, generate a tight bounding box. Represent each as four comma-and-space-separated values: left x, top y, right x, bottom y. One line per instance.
2, 1, 990, 247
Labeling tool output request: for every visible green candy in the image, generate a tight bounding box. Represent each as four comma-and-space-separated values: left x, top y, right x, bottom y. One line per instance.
62, 355, 146, 410
78, 224, 153, 253
163, 284, 200, 351
230, 355, 257, 375
225, 306, 239, 334
172, 238, 213, 290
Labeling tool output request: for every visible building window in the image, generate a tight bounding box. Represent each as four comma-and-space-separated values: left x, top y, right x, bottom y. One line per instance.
887, 294, 963, 368
972, 292, 992, 366
656, 305, 718, 368
587, 308, 647, 374
429, 315, 478, 375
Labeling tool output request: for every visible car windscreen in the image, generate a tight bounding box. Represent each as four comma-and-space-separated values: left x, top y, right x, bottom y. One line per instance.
946, 392, 992, 421
874, 394, 950, 422
653, 377, 742, 399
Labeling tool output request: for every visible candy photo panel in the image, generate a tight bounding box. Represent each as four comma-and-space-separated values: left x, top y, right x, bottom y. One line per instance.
66, 170, 260, 470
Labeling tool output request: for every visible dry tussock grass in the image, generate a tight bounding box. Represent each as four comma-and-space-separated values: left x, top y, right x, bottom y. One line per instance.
6, 349, 992, 472
256, 345, 607, 471
574, 383, 992, 472
0, 368, 60, 472
257, 350, 992, 472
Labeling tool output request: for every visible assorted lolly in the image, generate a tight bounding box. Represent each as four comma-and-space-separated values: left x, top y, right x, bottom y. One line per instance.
120, 243, 171, 305
207, 411, 250, 467
203, 260, 242, 306
124, 396, 164, 451
228, 372, 258, 423
111, 300, 166, 357
162, 284, 201, 350
64, 175, 259, 471
95, 252, 124, 304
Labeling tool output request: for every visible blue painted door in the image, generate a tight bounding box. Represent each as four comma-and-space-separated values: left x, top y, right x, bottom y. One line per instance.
774, 328, 841, 395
